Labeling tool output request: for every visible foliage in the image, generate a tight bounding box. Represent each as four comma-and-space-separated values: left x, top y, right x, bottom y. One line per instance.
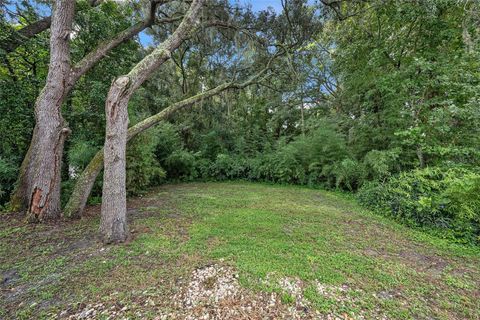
67, 140, 99, 171
331, 158, 365, 191
358, 167, 480, 244
0, 157, 17, 207
126, 131, 166, 196
164, 149, 197, 181
210, 153, 248, 180
363, 148, 401, 182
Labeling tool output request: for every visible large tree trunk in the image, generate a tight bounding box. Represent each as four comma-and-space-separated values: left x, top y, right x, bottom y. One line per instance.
99, 77, 130, 243
25, 100, 70, 222
12, 0, 76, 221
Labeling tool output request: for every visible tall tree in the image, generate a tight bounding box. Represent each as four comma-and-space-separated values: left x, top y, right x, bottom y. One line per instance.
99, 0, 206, 243
18, 0, 76, 222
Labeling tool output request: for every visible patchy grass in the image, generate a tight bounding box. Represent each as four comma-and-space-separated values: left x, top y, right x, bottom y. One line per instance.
1, 182, 479, 319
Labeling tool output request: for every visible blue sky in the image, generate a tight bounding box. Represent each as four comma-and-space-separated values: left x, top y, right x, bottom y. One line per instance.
234, 0, 283, 12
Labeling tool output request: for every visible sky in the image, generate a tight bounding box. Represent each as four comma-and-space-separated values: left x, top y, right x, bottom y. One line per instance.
235, 0, 283, 12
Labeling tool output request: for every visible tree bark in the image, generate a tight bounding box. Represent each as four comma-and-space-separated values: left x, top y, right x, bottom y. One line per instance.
417, 146, 425, 168
16, 0, 76, 222
63, 150, 104, 219
99, 77, 130, 243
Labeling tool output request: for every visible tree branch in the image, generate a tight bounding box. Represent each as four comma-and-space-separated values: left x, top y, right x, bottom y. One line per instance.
1, 0, 104, 54
69, 0, 177, 84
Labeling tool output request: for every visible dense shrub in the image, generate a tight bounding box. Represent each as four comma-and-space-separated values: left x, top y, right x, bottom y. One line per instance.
162, 124, 358, 190
154, 122, 183, 161
363, 148, 401, 181
0, 157, 17, 208
293, 124, 349, 170
68, 140, 100, 171
332, 158, 366, 191
236, 124, 350, 187
194, 157, 213, 180
210, 154, 248, 180
246, 154, 268, 181
164, 149, 197, 180
358, 167, 480, 244
126, 131, 166, 195
263, 147, 306, 184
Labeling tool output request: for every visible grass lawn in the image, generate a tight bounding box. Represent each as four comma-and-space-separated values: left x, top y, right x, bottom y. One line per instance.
1, 182, 479, 319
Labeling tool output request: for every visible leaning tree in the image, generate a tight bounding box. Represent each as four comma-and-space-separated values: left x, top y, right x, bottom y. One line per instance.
98, 0, 209, 243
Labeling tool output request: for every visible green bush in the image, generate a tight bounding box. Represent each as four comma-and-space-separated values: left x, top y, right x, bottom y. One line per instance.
358, 167, 480, 244
332, 158, 366, 191
267, 147, 306, 184
293, 124, 349, 171
0, 157, 17, 207
68, 140, 99, 170
126, 131, 166, 195
164, 149, 197, 180
210, 154, 247, 180
246, 154, 268, 181
154, 122, 183, 161
194, 156, 213, 180
363, 148, 401, 181
245, 124, 349, 187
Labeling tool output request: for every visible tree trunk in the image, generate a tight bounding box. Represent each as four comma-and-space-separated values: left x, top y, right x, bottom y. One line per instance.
11, 0, 76, 222
417, 146, 425, 168
25, 104, 70, 222
9, 146, 33, 213
63, 150, 104, 219
99, 0, 204, 243
99, 77, 130, 243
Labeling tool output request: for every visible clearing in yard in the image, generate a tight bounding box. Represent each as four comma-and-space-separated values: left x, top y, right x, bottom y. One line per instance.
1, 182, 479, 319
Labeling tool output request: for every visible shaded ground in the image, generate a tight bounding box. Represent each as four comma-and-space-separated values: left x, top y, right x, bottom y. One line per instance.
1, 182, 479, 319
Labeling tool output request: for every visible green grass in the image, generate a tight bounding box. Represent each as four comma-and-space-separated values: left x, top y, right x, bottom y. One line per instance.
1, 182, 479, 319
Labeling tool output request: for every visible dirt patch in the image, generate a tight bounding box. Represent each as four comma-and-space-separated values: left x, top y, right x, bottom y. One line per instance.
65, 264, 354, 319
2, 269, 20, 286
363, 245, 450, 276
398, 250, 449, 274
